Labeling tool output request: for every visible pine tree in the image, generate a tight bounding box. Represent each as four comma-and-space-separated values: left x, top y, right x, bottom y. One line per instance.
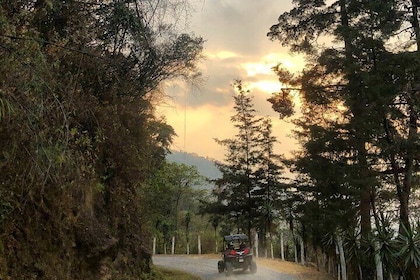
267, 0, 418, 278
253, 118, 286, 254
213, 80, 263, 242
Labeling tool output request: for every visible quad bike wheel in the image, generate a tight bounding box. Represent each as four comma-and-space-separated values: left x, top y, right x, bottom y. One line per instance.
217, 260, 225, 273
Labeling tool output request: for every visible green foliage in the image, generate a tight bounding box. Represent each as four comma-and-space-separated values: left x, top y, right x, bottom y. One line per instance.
140, 160, 207, 253
374, 222, 399, 276
367, 220, 420, 278
0, 198, 12, 224
268, 0, 420, 279
0, 0, 202, 278
267, 64, 298, 118
0, 98, 14, 120
210, 81, 264, 239
203, 81, 287, 250
395, 223, 420, 272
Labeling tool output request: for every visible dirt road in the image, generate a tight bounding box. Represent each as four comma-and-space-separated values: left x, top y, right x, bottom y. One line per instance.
153, 255, 298, 280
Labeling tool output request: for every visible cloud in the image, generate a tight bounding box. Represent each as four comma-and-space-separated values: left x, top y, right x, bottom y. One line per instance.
205, 50, 239, 60
160, 1, 304, 161
191, 0, 294, 55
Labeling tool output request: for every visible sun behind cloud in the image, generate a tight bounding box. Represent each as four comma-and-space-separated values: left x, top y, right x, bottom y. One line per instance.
249, 80, 280, 94
262, 53, 305, 72
240, 52, 305, 96
242, 62, 274, 76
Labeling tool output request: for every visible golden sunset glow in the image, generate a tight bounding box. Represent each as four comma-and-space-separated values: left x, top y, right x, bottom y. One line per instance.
205, 50, 239, 60
249, 80, 281, 94
159, 1, 307, 161
241, 52, 305, 78
262, 53, 305, 72
159, 102, 234, 160
243, 62, 274, 76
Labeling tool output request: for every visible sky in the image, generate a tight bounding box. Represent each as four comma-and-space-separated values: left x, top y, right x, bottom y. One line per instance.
157, 0, 305, 162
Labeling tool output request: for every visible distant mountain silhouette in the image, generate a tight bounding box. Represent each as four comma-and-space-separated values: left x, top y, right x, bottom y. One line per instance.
166, 150, 222, 181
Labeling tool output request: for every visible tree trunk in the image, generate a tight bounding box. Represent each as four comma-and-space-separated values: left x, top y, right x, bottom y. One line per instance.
398, 99, 417, 233
411, 0, 420, 51
337, 235, 347, 280
198, 235, 201, 255
399, 0, 420, 229
375, 241, 384, 280
339, 2, 373, 277
270, 240, 274, 259
300, 237, 305, 265
359, 184, 372, 236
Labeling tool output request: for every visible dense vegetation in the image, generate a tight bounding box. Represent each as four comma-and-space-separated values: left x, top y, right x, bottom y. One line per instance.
140, 161, 208, 255
266, 0, 420, 279
0, 0, 202, 279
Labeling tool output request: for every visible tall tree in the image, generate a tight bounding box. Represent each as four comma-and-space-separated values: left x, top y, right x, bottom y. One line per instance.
212, 80, 262, 242
254, 117, 286, 254
267, 0, 420, 278
378, 0, 420, 234
268, 0, 401, 235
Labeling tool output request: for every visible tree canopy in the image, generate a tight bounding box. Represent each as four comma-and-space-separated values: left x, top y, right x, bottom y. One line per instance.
268, 0, 420, 278
0, 0, 202, 279
202, 81, 287, 252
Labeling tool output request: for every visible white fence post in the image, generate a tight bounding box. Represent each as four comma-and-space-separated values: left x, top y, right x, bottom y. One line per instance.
153, 237, 156, 255
198, 235, 201, 255
255, 232, 259, 258
171, 236, 175, 255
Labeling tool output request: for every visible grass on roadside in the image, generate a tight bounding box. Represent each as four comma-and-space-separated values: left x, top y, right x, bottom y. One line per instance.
152, 265, 201, 280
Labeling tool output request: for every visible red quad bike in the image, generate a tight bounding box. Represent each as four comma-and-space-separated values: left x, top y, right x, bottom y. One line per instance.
217, 234, 257, 276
